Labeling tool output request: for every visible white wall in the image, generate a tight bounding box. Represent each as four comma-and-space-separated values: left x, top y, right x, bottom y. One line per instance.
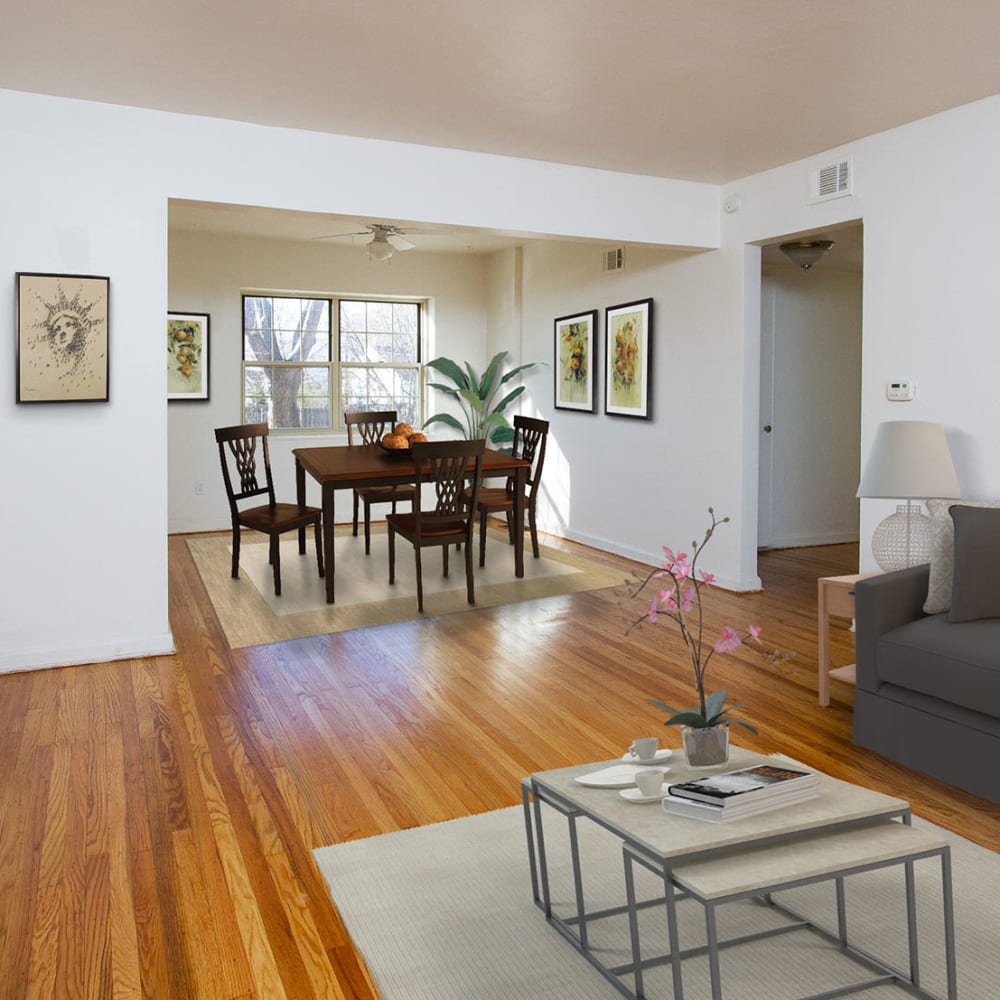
506, 241, 757, 590
0, 86, 717, 673
724, 93, 1000, 573
8, 81, 1000, 672
168, 228, 491, 532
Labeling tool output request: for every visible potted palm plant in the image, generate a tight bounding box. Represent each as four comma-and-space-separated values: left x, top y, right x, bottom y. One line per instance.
423, 351, 543, 451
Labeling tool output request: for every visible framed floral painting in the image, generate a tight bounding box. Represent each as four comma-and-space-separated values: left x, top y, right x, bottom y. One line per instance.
167, 311, 210, 401
554, 309, 597, 412
16, 272, 110, 403
604, 298, 652, 420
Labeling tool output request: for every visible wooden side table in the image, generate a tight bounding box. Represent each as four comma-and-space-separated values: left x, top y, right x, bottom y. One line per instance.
817, 573, 877, 706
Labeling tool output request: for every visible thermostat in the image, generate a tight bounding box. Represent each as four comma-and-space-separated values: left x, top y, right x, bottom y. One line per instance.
886, 379, 915, 402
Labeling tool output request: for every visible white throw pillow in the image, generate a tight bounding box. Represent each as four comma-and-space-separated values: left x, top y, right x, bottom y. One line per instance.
923, 498, 1000, 614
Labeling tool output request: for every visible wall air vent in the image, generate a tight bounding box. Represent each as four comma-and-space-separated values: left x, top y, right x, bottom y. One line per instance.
602, 246, 625, 272
808, 156, 853, 204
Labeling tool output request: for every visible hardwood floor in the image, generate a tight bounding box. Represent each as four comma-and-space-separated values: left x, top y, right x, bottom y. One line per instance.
2, 533, 998, 998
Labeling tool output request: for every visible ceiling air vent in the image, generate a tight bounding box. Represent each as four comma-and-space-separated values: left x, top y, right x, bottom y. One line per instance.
808, 156, 853, 204
602, 246, 625, 272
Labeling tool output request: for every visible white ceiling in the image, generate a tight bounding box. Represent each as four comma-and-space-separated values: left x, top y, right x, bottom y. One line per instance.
4, 1, 1000, 185
5, 3, 981, 266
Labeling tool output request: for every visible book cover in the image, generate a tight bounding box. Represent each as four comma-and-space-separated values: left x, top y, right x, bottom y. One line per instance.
668, 763, 815, 806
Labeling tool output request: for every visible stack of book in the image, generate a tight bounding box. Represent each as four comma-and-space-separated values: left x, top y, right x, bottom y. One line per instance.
662, 762, 819, 823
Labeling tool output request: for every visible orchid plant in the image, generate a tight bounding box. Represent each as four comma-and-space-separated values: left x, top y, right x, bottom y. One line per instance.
629, 509, 788, 735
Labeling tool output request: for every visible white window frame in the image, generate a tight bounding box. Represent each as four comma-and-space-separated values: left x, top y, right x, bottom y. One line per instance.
241, 291, 425, 433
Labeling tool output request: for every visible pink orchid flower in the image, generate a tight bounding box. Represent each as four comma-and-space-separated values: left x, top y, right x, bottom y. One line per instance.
699, 570, 715, 585
748, 624, 763, 644
679, 586, 695, 612
713, 626, 743, 654
647, 596, 659, 624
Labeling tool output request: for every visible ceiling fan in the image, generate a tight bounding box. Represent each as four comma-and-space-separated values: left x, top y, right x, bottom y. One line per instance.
312, 223, 416, 261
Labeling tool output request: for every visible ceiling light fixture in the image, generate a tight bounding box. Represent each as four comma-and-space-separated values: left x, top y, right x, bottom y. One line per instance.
779, 239, 835, 270
369, 234, 394, 262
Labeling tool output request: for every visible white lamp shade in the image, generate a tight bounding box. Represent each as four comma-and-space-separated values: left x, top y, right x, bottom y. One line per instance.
856, 420, 960, 499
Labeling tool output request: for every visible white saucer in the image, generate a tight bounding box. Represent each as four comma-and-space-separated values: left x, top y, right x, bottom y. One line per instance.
574, 765, 644, 788
620, 785, 669, 803
621, 748, 673, 765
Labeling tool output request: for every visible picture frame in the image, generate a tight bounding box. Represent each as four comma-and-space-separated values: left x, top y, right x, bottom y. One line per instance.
16, 272, 110, 403
604, 298, 653, 420
167, 311, 210, 401
554, 309, 598, 412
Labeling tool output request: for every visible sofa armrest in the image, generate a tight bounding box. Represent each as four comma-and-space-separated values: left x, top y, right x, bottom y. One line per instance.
854, 565, 930, 692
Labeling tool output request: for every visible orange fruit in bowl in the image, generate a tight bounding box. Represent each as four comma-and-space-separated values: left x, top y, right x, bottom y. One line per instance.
393, 422, 414, 438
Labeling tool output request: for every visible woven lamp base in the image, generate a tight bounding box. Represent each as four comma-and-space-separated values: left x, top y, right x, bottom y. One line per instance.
871, 503, 931, 572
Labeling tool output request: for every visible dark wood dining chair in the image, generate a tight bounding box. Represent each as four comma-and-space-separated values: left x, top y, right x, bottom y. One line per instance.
215, 422, 324, 596
470, 414, 549, 567
387, 439, 485, 613
344, 410, 417, 555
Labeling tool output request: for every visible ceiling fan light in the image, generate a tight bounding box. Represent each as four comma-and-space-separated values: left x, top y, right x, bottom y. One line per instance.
779, 239, 835, 270
369, 237, 394, 261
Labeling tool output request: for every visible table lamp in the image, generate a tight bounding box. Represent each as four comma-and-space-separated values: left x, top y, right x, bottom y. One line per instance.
856, 420, 961, 572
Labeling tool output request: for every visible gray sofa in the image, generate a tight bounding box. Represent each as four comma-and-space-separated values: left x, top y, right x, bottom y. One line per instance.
854, 563, 1000, 803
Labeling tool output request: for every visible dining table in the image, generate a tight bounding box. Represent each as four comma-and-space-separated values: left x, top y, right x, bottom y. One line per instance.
294, 442, 531, 603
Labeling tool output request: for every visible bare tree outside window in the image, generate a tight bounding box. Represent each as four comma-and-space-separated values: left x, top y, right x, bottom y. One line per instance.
242, 294, 422, 430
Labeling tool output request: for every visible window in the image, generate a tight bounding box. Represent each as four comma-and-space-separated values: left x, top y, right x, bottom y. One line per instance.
242, 294, 422, 430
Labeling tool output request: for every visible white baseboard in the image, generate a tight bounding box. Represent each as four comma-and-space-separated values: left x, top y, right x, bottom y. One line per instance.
0, 632, 176, 674
762, 530, 859, 549
562, 528, 762, 593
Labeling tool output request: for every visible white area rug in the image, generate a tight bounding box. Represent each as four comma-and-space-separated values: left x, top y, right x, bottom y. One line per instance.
187, 526, 624, 648
314, 805, 996, 999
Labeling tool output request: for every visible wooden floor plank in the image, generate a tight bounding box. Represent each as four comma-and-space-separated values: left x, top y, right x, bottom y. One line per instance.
1, 532, 998, 999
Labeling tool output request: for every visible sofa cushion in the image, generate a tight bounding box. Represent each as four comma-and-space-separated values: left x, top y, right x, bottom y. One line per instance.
876, 614, 1000, 718
949, 506, 1000, 623
923, 498, 1000, 614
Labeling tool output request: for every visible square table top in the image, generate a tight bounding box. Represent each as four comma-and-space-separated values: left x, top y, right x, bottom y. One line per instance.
530, 747, 910, 864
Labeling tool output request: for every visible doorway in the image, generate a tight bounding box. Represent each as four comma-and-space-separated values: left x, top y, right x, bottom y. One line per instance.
757, 224, 863, 550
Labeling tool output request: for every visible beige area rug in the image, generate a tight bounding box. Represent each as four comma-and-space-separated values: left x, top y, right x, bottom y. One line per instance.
187, 525, 625, 649
315, 804, 994, 1000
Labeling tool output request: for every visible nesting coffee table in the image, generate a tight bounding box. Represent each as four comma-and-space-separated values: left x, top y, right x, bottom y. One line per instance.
522, 748, 957, 999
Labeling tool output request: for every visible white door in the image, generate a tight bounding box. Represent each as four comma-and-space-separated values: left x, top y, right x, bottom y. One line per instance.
757, 277, 776, 549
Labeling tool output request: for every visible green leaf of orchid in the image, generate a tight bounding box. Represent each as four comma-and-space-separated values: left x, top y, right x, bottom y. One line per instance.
649, 699, 683, 715
704, 690, 727, 719
663, 712, 710, 727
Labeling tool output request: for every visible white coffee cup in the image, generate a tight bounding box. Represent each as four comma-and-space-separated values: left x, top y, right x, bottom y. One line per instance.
630, 737, 658, 761
634, 768, 666, 796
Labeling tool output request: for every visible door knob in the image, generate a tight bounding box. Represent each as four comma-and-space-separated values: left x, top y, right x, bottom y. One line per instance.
763, 424, 772, 433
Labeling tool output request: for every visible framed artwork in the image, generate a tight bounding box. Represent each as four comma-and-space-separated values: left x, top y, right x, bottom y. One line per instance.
604, 298, 653, 420
16, 272, 110, 403
167, 311, 210, 400
554, 309, 598, 412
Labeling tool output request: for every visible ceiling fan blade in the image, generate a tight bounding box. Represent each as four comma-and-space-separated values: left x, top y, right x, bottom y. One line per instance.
311, 230, 372, 241
387, 234, 415, 251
